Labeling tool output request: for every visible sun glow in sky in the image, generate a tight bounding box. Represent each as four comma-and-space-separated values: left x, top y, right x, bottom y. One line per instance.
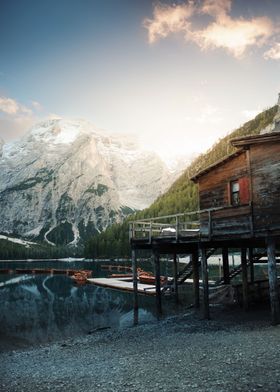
1, 0, 280, 159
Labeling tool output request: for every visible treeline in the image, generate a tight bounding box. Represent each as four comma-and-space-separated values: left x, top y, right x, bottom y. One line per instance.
84, 106, 277, 258
0, 239, 84, 260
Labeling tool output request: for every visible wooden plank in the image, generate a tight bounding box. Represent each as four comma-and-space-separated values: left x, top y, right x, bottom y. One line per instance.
132, 249, 138, 326
267, 237, 280, 325
199, 153, 247, 190
87, 277, 157, 295
212, 205, 251, 219
201, 246, 210, 319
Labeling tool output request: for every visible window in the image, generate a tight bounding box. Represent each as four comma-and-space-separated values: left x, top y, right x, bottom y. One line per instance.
231, 180, 240, 206
229, 177, 250, 206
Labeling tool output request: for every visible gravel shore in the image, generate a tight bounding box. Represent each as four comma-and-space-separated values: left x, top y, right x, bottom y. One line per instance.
1, 305, 280, 392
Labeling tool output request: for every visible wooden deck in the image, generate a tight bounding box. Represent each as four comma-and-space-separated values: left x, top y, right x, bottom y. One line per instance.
87, 277, 158, 295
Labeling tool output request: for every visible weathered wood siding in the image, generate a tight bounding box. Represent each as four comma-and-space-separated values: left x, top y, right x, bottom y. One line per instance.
198, 152, 251, 238
250, 142, 280, 234
199, 152, 248, 210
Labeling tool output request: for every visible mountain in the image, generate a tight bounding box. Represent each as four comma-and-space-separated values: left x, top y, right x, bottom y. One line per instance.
0, 138, 3, 157
85, 105, 278, 258
0, 119, 185, 246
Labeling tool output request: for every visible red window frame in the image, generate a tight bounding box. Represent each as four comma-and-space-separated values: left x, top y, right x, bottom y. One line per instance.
229, 176, 250, 206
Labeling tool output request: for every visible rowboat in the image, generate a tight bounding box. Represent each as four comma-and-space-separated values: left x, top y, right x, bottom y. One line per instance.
70, 270, 92, 284
137, 268, 167, 285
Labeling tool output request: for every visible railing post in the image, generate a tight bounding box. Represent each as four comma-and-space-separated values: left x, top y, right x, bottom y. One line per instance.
130, 223, 134, 241
149, 221, 152, 243
176, 216, 179, 241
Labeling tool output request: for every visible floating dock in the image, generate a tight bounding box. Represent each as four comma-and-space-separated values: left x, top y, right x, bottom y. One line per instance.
87, 277, 157, 295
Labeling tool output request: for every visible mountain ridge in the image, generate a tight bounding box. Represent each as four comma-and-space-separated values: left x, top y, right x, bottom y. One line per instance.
85, 105, 278, 258
0, 118, 186, 247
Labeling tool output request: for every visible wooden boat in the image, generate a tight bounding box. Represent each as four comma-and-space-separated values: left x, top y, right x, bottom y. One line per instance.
138, 275, 167, 285
51, 269, 66, 274
32, 268, 50, 274
137, 268, 167, 285
0, 269, 12, 274
15, 268, 28, 274
70, 270, 92, 284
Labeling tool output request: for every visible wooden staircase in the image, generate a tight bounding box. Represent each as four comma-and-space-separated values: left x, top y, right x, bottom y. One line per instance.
162, 248, 217, 293
215, 262, 250, 285
215, 250, 271, 285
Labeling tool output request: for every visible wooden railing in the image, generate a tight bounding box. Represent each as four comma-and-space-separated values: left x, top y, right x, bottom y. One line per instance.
129, 204, 252, 242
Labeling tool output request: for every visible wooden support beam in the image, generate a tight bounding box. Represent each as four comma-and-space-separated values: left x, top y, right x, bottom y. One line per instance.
267, 237, 280, 326
192, 248, 200, 308
173, 253, 179, 304
132, 249, 138, 326
241, 247, 249, 311
248, 247, 254, 283
222, 247, 230, 285
201, 246, 210, 319
154, 250, 162, 319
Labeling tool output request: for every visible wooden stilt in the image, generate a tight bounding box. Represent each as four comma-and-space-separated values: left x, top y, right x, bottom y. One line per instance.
132, 249, 138, 326
173, 253, 179, 304
222, 247, 230, 284
201, 246, 210, 319
267, 237, 280, 325
154, 250, 162, 319
192, 248, 200, 308
249, 247, 254, 283
241, 248, 249, 311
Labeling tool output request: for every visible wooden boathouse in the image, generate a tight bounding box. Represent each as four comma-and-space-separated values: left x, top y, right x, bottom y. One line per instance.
129, 130, 280, 326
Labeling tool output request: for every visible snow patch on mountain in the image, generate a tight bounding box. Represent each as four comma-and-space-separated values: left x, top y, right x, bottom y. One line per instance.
0, 234, 38, 248
0, 118, 186, 245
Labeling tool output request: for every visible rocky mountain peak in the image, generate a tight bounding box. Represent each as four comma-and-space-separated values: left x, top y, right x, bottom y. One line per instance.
0, 118, 186, 246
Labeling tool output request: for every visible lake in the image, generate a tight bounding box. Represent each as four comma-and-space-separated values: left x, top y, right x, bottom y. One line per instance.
0, 258, 192, 350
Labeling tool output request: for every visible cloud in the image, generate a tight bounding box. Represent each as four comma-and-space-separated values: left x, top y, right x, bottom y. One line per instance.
48, 113, 62, 120
144, 0, 276, 58
0, 116, 35, 141
193, 16, 274, 58
31, 100, 43, 111
264, 43, 280, 60
201, 0, 231, 20
143, 2, 194, 44
0, 96, 38, 141
0, 96, 32, 116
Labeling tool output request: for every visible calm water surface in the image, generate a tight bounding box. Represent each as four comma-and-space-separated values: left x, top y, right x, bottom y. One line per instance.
0, 259, 188, 350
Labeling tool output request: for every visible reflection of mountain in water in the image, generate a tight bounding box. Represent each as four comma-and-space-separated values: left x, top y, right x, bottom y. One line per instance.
0, 275, 128, 345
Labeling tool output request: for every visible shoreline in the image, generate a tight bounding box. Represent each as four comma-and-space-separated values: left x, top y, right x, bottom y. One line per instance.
1, 305, 280, 391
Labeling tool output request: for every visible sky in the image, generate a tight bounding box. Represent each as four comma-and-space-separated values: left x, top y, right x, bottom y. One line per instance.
1, 0, 280, 159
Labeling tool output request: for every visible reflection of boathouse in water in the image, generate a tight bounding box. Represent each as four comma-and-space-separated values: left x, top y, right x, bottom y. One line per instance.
129, 95, 280, 326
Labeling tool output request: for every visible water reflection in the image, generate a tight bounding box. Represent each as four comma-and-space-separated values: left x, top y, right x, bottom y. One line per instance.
0, 273, 134, 347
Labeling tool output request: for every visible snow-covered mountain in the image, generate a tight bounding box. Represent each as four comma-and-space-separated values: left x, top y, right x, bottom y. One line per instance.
0, 138, 4, 158
0, 119, 184, 246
